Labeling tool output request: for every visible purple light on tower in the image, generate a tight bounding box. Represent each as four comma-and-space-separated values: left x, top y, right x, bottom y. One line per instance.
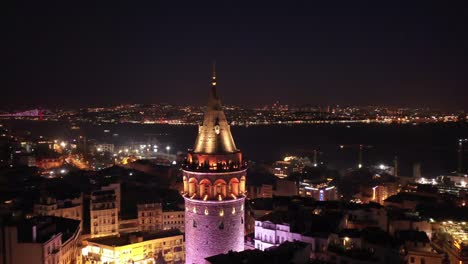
182, 65, 246, 264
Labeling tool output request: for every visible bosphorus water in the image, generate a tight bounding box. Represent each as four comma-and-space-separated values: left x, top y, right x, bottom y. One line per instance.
3, 120, 467, 177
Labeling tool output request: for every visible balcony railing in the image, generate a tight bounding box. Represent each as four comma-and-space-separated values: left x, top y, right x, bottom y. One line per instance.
182, 161, 247, 172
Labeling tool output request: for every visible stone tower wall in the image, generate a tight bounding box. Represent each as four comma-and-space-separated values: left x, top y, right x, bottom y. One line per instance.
184, 197, 245, 264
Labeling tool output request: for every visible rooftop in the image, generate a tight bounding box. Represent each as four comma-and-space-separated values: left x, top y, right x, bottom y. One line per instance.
395, 230, 430, 244
206, 241, 310, 264
361, 227, 397, 246
339, 228, 362, 238
86, 229, 182, 247
257, 210, 289, 225
385, 192, 437, 204
15, 216, 80, 244
258, 209, 344, 235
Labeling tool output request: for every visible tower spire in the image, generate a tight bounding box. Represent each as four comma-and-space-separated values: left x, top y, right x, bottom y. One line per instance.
212, 61, 216, 86
208, 62, 221, 110
192, 63, 237, 154
213, 61, 216, 78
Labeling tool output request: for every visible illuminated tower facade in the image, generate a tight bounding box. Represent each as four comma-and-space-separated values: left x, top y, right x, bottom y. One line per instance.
182, 65, 246, 264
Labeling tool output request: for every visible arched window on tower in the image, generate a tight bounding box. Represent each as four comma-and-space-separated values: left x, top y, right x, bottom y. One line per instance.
240, 176, 246, 194
188, 178, 198, 197
229, 178, 240, 197
183, 176, 188, 194
214, 179, 227, 199
199, 179, 212, 200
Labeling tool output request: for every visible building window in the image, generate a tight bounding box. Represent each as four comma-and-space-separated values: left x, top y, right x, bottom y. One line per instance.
420, 258, 425, 264
410, 257, 415, 263
193, 220, 197, 228
219, 221, 224, 230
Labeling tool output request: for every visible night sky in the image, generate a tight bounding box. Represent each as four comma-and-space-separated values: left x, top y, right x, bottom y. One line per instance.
3, 1, 467, 109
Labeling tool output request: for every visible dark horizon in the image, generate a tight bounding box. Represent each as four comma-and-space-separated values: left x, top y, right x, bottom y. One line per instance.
4, 1, 467, 110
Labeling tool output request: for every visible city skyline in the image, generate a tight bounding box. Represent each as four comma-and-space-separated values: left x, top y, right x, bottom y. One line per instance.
4, 1, 468, 109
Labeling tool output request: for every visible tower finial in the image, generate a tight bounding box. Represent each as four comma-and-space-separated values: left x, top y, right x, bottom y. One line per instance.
211, 61, 217, 86
212, 62, 216, 78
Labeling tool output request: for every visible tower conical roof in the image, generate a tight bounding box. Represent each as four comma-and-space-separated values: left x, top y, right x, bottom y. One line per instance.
192, 66, 238, 154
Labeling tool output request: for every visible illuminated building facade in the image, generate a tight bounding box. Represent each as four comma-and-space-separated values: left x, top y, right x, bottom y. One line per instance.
369, 184, 399, 205
35, 157, 63, 170
138, 203, 185, 232
298, 179, 338, 201
272, 156, 313, 178
254, 217, 298, 251
247, 184, 274, 199
182, 66, 246, 263
34, 194, 83, 230
162, 210, 185, 232
82, 230, 184, 264
95, 143, 114, 153
138, 203, 163, 232
90, 189, 119, 237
